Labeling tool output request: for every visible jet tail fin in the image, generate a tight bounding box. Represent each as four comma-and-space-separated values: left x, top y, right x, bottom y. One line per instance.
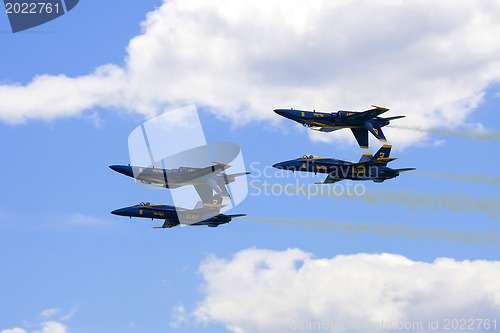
364, 121, 387, 142
351, 128, 369, 148
370, 145, 393, 165
193, 200, 205, 209
358, 152, 373, 163
196, 193, 226, 209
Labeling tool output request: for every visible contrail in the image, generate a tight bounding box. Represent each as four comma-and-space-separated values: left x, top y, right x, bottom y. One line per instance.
392, 125, 500, 141
410, 170, 500, 188
245, 216, 500, 246
247, 183, 500, 218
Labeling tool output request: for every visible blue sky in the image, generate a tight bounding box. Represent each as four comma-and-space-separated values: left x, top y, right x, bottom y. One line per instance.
1, 1, 499, 333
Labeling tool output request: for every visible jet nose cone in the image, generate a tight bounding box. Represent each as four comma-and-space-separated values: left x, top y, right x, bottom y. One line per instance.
272, 162, 285, 169
109, 165, 123, 172
109, 165, 134, 177
111, 208, 130, 216
273, 109, 289, 117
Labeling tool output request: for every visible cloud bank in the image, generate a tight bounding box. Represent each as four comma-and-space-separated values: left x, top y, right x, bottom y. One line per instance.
2, 0, 500, 146
194, 248, 500, 333
1, 322, 67, 333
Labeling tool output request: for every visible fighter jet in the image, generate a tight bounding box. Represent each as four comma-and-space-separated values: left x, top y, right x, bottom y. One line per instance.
274, 105, 405, 148
111, 195, 246, 228
273, 145, 415, 183
109, 162, 249, 202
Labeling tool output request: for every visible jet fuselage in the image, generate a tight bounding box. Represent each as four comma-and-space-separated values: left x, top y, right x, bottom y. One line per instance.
273, 156, 401, 182
274, 109, 390, 128
111, 203, 240, 228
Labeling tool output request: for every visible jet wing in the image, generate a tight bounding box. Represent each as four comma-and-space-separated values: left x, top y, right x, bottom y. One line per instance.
153, 220, 179, 228
311, 127, 341, 132
343, 105, 389, 121
315, 174, 341, 184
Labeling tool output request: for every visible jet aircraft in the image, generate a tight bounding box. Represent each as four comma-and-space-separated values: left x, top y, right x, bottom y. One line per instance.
273, 145, 415, 183
109, 162, 249, 203
274, 105, 405, 148
111, 195, 246, 228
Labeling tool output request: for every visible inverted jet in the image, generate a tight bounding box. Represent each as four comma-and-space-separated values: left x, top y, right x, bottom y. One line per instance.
274, 105, 404, 148
109, 162, 249, 203
273, 145, 415, 183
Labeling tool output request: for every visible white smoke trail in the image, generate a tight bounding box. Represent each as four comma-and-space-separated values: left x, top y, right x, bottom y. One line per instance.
410, 170, 500, 188
245, 216, 500, 246
247, 183, 500, 218
392, 125, 500, 141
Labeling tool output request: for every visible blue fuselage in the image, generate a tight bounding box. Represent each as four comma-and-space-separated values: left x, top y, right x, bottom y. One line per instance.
109, 165, 226, 188
273, 109, 390, 128
111, 204, 233, 227
273, 158, 400, 182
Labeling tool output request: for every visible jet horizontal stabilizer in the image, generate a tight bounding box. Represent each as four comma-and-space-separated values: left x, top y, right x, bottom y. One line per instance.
379, 157, 397, 163
393, 168, 416, 173
383, 115, 405, 121
202, 203, 228, 208
225, 214, 247, 218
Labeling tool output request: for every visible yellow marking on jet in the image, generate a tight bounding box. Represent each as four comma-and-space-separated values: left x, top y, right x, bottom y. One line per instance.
212, 161, 232, 167
371, 105, 390, 110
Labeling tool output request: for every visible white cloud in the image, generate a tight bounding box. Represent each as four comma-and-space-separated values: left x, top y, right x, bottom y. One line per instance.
58, 306, 78, 321
39, 309, 60, 319
2, 0, 500, 147
169, 303, 188, 329
2, 322, 67, 333
1, 329, 27, 333
194, 248, 500, 333
33, 322, 67, 333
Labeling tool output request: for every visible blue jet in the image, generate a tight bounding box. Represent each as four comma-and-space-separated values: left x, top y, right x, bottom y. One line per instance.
273, 145, 415, 183
111, 195, 246, 228
109, 162, 249, 203
274, 105, 405, 148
